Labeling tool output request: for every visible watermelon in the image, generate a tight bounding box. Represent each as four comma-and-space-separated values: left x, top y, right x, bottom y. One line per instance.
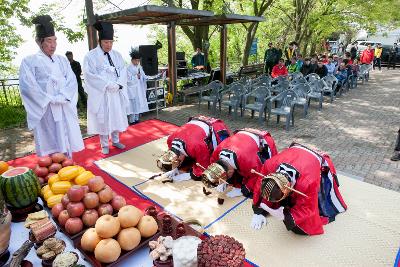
0, 167, 41, 208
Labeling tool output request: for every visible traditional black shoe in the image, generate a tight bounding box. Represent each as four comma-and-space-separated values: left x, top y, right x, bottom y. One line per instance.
390, 152, 400, 161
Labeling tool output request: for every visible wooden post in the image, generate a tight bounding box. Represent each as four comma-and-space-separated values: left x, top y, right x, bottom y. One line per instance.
220, 24, 227, 85
85, 0, 98, 50
167, 21, 177, 104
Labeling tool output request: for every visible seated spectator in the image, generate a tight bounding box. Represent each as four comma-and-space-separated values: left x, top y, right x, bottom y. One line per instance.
315, 60, 328, 78
325, 56, 337, 75
352, 59, 360, 78
321, 55, 329, 64
296, 54, 304, 69
391, 128, 400, 161
344, 52, 353, 65
310, 57, 318, 72
334, 62, 348, 94
287, 57, 300, 73
271, 58, 288, 78
300, 58, 315, 76
332, 54, 340, 68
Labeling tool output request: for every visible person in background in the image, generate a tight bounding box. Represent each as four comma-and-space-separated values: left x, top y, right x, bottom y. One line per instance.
300, 58, 314, 76
325, 56, 337, 75
83, 21, 128, 155
287, 57, 299, 73
387, 43, 398, 70
65, 51, 86, 108
296, 54, 304, 70
360, 44, 374, 65
373, 44, 383, 71
350, 43, 358, 61
352, 59, 360, 83
315, 60, 328, 78
264, 42, 281, 74
334, 62, 348, 94
344, 52, 353, 65
310, 57, 318, 72
126, 48, 149, 125
285, 41, 298, 65
321, 55, 329, 64
271, 58, 288, 78
391, 129, 400, 161
191, 48, 205, 70
338, 42, 344, 56
332, 54, 340, 68
19, 15, 84, 157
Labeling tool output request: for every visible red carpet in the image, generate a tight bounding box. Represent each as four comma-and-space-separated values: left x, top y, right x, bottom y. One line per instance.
8, 119, 255, 267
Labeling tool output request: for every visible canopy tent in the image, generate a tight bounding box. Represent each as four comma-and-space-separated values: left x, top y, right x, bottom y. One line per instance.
95, 5, 265, 103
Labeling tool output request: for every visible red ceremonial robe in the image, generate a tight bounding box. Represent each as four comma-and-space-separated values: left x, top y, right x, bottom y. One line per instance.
210, 129, 278, 195
167, 116, 230, 179
252, 144, 347, 235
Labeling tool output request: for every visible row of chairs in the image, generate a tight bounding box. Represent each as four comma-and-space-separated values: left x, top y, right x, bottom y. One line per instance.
198, 67, 371, 131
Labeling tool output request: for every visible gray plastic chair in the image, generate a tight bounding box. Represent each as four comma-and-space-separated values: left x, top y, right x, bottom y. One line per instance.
307, 80, 323, 110
267, 89, 297, 131
322, 75, 337, 102
271, 78, 290, 94
243, 86, 271, 124
198, 80, 224, 113
305, 73, 321, 82
219, 83, 246, 118
291, 83, 310, 117
290, 76, 307, 87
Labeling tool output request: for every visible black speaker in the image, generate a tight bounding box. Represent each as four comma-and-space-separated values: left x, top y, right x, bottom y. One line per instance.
176, 51, 185, 61
139, 45, 158, 75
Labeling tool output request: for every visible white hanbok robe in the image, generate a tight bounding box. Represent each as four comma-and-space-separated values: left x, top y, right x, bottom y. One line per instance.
19, 51, 84, 156
83, 46, 128, 136
126, 64, 149, 114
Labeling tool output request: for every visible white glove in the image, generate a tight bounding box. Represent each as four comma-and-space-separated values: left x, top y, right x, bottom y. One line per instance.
172, 172, 191, 182
226, 188, 243, 198
51, 94, 67, 105
260, 203, 285, 221
250, 214, 267, 230
215, 183, 227, 193
106, 83, 120, 92
163, 168, 180, 179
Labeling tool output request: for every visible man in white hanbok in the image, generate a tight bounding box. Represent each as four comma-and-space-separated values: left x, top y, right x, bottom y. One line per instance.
83, 21, 128, 155
19, 15, 84, 157
127, 48, 149, 124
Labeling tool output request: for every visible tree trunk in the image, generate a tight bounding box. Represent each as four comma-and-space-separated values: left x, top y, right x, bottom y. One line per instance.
242, 23, 259, 66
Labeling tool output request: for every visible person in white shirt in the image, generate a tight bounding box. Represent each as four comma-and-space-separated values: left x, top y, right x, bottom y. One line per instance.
83, 21, 128, 155
127, 48, 149, 125
19, 15, 84, 157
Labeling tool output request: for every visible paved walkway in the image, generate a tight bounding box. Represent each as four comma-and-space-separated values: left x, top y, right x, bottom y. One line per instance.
1, 70, 399, 191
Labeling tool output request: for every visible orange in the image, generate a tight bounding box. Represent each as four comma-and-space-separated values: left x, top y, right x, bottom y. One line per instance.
0, 161, 9, 175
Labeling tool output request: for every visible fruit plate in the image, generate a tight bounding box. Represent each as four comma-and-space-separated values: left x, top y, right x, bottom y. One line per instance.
73, 230, 161, 267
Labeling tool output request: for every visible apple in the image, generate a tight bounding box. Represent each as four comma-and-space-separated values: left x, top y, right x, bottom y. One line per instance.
98, 203, 113, 216
111, 195, 126, 211
48, 163, 62, 173
98, 187, 113, 204
88, 176, 105, 192
82, 209, 99, 227
82, 185, 90, 194
83, 192, 99, 209
34, 166, 48, 178
67, 185, 85, 202
61, 194, 70, 209
37, 156, 52, 167
67, 202, 85, 218
51, 153, 66, 163
51, 203, 64, 218
58, 210, 70, 227
65, 217, 84, 235
61, 158, 74, 167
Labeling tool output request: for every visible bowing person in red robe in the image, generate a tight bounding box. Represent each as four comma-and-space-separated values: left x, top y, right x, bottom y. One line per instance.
156, 116, 231, 182
201, 128, 278, 198
250, 143, 347, 235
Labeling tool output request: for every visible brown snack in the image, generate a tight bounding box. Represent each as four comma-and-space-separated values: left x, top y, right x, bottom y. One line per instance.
217, 198, 225, 205
202, 187, 212, 196
36, 238, 66, 261
30, 218, 56, 242
161, 215, 173, 236
197, 235, 245, 267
